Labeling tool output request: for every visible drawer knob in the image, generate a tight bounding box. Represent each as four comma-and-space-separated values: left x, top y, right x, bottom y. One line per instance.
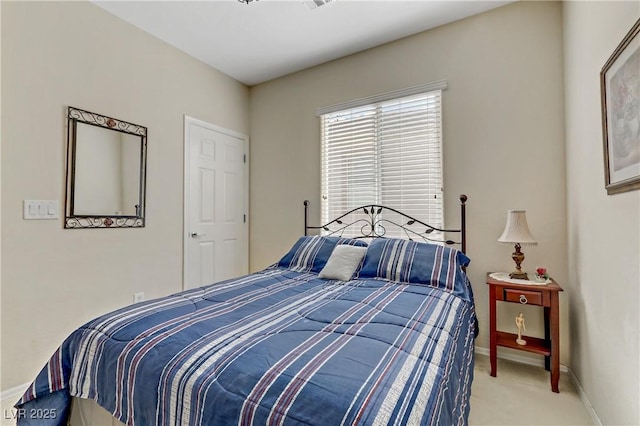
519, 295, 528, 304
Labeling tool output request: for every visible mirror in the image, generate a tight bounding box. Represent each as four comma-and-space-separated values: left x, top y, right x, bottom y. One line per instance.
65, 106, 147, 228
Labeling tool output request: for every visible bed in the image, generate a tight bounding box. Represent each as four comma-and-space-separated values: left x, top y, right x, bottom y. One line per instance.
16, 196, 476, 426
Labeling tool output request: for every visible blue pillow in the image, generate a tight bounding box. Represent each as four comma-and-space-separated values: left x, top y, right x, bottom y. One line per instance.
277, 236, 368, 273
358, 238, 471, 297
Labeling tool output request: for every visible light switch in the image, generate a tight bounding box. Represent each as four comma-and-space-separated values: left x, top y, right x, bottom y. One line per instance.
24, 200, 59, 220
47, 201, 59, 218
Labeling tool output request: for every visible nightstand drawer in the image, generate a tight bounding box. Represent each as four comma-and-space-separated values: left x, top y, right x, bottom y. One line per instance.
504, 289, 542, 306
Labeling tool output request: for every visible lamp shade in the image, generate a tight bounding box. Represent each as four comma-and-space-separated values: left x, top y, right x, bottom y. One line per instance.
498, 210, 537, 245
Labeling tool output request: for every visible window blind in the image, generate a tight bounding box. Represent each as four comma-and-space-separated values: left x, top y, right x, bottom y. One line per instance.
320, 90, 443, 239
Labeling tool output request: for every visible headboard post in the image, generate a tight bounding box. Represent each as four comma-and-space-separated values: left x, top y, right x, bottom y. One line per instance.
459, 194, 467, 254
303, 200, 310, 236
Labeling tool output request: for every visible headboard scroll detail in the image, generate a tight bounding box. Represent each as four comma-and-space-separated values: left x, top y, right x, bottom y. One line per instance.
304, 194, 467, 254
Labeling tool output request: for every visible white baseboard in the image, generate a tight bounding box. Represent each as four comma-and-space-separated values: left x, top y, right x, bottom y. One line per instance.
567, 368, 602, 426
474, 346, 568, 373
0, 383, 29, 404
475, 346, 602, 426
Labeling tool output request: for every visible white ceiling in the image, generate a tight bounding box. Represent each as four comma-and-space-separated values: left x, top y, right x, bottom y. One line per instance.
94, 0, 514, 86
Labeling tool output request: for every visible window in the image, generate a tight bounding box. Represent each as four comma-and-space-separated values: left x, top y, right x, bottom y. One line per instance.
320, 86, 444, 239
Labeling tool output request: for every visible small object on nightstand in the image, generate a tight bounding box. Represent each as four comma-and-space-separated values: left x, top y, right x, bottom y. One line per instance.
515, 313, 527, 345
498, 210, 537, 279
535, 267, 549, 282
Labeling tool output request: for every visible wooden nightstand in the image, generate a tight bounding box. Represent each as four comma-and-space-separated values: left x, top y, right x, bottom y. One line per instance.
487, 272, 564, 392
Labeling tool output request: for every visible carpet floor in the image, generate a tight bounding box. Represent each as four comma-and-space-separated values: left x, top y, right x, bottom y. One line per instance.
470, 353, 594, 425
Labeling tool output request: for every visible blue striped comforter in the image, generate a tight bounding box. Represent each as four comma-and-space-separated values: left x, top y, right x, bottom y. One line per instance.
17, 267, 476, 425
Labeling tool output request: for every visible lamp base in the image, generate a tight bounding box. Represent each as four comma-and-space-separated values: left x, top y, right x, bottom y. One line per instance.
509, 271, 529, 280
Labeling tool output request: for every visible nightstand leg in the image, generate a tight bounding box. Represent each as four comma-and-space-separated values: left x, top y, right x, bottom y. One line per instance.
550, 293, 560, 393
544, 306, 550, 371
489, 286, 497, 377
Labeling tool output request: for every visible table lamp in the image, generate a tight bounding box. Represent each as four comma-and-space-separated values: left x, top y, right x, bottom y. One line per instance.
498, 210, 537, 280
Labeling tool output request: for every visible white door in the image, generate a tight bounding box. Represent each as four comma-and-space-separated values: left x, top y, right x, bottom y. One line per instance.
184, 116, 248, 289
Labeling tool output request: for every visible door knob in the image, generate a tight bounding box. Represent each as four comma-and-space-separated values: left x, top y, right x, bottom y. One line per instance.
190, 232, 205, 238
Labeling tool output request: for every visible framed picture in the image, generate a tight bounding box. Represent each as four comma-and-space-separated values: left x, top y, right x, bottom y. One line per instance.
601, 18, 640, 195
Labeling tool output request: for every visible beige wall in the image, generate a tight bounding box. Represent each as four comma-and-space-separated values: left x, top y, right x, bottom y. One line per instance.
0, 1, 249, 390
563, 2, 640, 424
250, 1, 568, 363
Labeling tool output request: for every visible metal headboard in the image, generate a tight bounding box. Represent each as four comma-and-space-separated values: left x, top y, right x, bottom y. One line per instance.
304, 194, 468, 254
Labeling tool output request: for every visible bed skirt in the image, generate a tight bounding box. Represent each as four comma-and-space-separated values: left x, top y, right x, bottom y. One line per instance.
69, 398, 124, 426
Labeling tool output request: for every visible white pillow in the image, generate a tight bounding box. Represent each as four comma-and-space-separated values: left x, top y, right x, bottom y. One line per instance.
318, 245, 368, 281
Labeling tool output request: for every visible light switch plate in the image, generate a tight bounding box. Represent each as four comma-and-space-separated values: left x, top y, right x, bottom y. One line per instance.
24, 200, 59, 220
133, 292, 145, 304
